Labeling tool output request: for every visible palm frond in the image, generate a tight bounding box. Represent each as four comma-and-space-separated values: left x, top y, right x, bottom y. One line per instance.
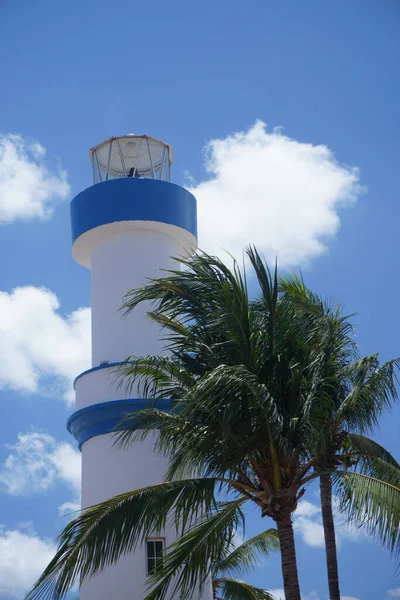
337, 357, 400, 433
122, 251, 254, 367
114, 355, 196, 399
356, 457, 400, 487
26, 478, 218, 600
334, 469, 400, 558
217, 529, 279, 576
343, 433, 400, 470
246, 247, 278, 356
214, 577, 276, 600
115, 408, 211, 481
145, 498, 247, 600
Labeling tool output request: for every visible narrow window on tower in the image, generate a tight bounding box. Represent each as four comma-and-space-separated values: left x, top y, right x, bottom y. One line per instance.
146, 538, 165, 575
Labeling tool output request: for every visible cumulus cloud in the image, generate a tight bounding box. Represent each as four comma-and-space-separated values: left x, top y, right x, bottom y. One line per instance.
0, 134, 70, 223
0, 431, 80, 499
190, 121, 363, 267
268, 590, 285, 600
267, 591, 331, 600
267, 591, 358, 600
58, 500, 81, 516
387, 590, 400, 599
0, 526, 56, 599
293, 498, 365, 548
292, 500, 325, 547
267, 590, 316, 600
0, 286, 90, 402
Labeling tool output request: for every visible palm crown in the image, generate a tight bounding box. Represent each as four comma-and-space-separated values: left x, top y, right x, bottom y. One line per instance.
27, 248, 400, 600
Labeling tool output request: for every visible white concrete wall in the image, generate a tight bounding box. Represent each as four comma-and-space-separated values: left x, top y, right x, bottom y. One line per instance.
90, 228, 180, 366
81, 432, 178, 600
75, 367, 132, 410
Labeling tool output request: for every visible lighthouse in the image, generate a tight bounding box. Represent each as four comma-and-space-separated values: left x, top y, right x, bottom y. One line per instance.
67, 135, 207, 600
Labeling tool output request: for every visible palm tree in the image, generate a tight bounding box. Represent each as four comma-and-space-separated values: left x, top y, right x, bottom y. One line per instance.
280, 276, 400, 600
27, 249, 321, 600
26, 248, 400, 600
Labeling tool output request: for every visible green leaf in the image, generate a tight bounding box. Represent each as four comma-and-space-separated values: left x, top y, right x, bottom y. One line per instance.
334, 469, 400, 558
337, 357, 400, 433
114, 355, 196, 400
217, 529, 279, 576
343, 433, 400, 470
214, 577, 276, 600
145, 498, 248, 600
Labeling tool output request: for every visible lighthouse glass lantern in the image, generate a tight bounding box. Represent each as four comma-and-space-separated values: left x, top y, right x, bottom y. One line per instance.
90, 134, 172, 184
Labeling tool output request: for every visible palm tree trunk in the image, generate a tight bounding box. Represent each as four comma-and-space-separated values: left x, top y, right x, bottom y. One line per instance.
320, 473, 341, 600
276, 516, 301, 600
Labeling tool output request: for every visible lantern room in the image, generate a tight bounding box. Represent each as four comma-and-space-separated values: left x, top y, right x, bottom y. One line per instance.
89, 134, 173, 184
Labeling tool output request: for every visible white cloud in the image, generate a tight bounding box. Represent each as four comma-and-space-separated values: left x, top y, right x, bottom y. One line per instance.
0, 286, 90, 402
0, 431, 80, 499
294, 499, 321, 518
267, 592, 358, 600
0, 526, 56, 599
294, 515, 325, 548
293, 498, 365, 548
51, 442, 81, 493
387, 590, 400, 599
268, 590, 285, 600
58, 500, 81, 516
292, 499, 325, 547
191, 121, 363, 267
0, 134, 70, 223
267, 591, 327, 600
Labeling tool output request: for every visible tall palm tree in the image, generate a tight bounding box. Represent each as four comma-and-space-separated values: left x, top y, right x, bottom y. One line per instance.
26, 248, 400, 600
280, 276, 400, 600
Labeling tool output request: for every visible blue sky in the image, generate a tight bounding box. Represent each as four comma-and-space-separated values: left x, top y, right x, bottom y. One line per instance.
0, 1, 399, 598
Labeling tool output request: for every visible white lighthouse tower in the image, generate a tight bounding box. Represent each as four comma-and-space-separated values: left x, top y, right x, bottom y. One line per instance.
67, 135, 206, 600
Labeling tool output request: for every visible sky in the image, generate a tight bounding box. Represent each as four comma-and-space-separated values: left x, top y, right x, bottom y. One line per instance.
0, 0, 399, 598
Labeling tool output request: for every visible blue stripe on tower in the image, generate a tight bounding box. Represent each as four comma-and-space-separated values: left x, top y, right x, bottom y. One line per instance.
67, 399, 171, 450
70, 178, 197, 244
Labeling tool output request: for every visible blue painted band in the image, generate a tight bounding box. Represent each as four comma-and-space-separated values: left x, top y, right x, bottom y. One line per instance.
70, 178, 197, 245
67, 398, 170, 450
73, 362, 131, 390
